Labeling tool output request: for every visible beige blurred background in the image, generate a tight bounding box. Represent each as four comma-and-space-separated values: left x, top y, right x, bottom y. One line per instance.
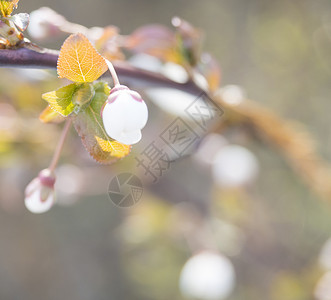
1, 0, 331, 299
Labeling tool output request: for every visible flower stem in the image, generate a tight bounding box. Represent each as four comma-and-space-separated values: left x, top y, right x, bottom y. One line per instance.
105, 58, 120, 86
48, 118, 72, 172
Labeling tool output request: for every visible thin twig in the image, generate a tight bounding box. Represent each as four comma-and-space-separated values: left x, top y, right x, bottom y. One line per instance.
105, 58, 120, 86
48, 117, 72, 172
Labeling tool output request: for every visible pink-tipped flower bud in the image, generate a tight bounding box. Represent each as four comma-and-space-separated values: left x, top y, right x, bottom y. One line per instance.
101, 85, 148, 145
24, 169, 56, 214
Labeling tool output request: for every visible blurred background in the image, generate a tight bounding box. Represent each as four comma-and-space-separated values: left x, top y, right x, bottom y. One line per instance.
1, 0, 331, 299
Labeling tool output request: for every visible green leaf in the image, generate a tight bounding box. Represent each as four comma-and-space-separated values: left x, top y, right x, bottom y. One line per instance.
42, 83, 77, 116
0, 0, 19, 17
73, 81, 131, 164
72, 83, 95, 113
39, 106, 65, 124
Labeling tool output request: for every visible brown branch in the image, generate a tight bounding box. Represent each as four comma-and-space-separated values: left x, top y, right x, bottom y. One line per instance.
1, 45, 331, 201
0, 47, 58, 68
0, 46, 203, 96
215, 95, 331, 201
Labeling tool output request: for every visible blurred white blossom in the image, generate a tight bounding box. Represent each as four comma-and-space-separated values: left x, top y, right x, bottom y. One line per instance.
193, 72, 209, 91
179, 251, 235, 300
146, 88, 198, 118
162, 62, 189, 83
319, 237, 331, 270
218, 85, 245, 106
194, 134, 228, 166
212, 145, 259, 188
56, 164, 84, 206
28, 7, 66, 40
129, 53, 163, 72
315, 272, 331, 300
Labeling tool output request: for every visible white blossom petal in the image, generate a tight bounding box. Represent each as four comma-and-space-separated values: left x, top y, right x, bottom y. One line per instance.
102, 100, 125, 137
24, 188, 54, 214
122, 96, 148, 131
112, 129, 142, 145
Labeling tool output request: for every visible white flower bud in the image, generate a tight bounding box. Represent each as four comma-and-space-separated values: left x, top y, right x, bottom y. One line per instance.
101, 85, 148, 145
24, 169, 56, 214
179, 251, 235, 300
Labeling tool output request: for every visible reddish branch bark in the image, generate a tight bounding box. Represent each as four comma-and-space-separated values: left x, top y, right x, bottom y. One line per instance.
0, 46, 203, 96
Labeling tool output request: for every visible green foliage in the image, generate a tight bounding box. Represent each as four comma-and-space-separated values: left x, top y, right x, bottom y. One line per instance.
42, 83, 77, 117
72, 83, 95, 113
42, 82, 97, 116
42, 81, 131, 163
0, 0, 19, 17
72, 81, 131, 164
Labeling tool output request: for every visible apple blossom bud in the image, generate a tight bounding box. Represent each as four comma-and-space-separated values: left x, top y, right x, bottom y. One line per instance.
101, 85, 148, 145
24, 169, 56, 214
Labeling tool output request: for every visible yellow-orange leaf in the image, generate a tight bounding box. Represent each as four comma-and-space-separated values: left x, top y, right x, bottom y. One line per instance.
95, 136, 131, 158
57, 33, 108, 83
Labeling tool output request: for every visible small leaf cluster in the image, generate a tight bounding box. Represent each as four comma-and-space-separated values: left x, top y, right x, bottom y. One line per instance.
41, 33, 131, 164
